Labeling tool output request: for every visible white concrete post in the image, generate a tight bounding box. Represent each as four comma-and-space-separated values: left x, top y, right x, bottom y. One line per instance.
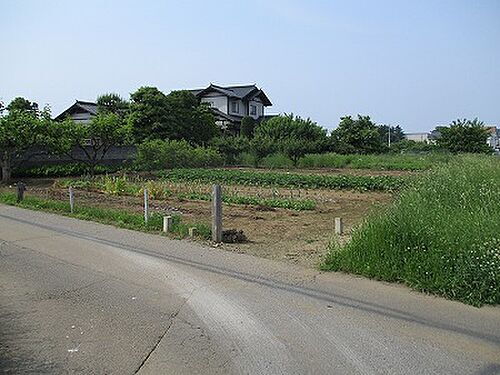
188, 227, 197, 238
163, 216, 172, 233
69, 186, 75, 213
144, 188, 149, 224
212, 184, 222, 243
335, 217, 343, 235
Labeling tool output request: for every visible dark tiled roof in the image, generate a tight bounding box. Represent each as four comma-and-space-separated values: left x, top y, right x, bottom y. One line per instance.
190, 84, 272, 106
54, 100, 98, 120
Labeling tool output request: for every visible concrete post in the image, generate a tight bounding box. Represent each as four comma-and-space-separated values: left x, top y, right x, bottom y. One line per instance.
212, 184, 222, 243
16, 183, 26, 203
188, 227, 197, 238
335, 217, 343, 235
163, 216, 172, 233
144, 188, 149, 224
69, 187, 75, 213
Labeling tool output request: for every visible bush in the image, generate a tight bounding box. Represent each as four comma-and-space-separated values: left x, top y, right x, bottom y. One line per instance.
135, 139, 223, 170
209, 136, 250, 165
322, 155, 500, 306
260, 153, 294, 169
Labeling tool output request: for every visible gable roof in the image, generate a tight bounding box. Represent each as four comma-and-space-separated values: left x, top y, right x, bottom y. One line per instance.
55, 100, 98, 120
189, 84, 272, 106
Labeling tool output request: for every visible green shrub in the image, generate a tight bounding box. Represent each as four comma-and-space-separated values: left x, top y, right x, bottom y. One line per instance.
260, 153, 294, 169
322, 155, 500, 306
135, 139, 223, 170
210, 136, 250, 165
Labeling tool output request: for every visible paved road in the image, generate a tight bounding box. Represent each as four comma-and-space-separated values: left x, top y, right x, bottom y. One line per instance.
1, 205, 499, 374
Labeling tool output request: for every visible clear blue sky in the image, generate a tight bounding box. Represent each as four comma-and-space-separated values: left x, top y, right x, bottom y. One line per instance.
1, 0, 499, 132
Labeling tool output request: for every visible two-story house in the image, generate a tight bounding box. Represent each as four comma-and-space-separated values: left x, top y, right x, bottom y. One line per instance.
188, 84, 272, 133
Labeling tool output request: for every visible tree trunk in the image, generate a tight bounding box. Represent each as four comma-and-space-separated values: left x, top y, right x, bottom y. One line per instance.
1, 163, 11, 183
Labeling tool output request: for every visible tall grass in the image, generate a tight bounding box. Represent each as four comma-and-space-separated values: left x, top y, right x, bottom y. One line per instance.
298, 153, 453, 171
322, 155, 500, 306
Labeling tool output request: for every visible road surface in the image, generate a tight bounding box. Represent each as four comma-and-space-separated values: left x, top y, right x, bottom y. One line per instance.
1, 205, 499, 374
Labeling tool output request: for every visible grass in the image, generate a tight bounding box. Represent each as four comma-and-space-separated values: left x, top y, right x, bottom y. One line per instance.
158, 168, 406, 192
57, 176, 316, 211
0, 192, 211, 240
322, 155, 500, 306
298, 153, 453, 171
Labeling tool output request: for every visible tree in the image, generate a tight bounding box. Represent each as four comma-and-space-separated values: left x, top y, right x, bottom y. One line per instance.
255, 113, 327, 142
49, 113, 130, 175
0, 99, 48, 182
250, 135, 276, 167
436, 118, 491, 153
128, 87, 219, 144
280, 138, 323, 166
377, 124, 405, 145
97, 93, 129, 117
240, 116, 256, 138
7, 97, 39, 116
209, 136, 250, 165
331, 115, 385, 154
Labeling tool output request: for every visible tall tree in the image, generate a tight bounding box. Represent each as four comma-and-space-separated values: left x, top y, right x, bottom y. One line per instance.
49, 113, 130, 175
436, 118, 491, 153
331, 115, 385, 154
0, 98, 48, 182
128, 87, 219, 144
240, 116, 256, 138
97, 93, 129, 117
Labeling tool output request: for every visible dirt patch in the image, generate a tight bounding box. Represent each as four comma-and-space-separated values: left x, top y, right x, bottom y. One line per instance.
2, 180, 392, 268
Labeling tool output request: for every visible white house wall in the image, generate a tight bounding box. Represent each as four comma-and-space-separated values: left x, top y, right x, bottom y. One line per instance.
200, 94, 228, 114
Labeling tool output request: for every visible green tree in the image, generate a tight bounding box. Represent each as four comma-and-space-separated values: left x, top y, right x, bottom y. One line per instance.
240, 116, 256, 138
377, 124, 405, 145
255, 113, 327, 142
209, 136, 250, 165
0, 99, 49, 182
128, 87, 219, 144
250, 135, 276, 167
49, 113, 130, 175
7, 97, 39, 116
331, 115, 385, 154
97, 93, 129, 117
436, 118, 491, 153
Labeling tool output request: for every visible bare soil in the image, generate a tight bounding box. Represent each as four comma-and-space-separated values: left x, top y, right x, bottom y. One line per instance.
2, 177, 393, 268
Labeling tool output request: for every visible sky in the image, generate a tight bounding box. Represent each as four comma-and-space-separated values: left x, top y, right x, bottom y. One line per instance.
1, 0, 499, 132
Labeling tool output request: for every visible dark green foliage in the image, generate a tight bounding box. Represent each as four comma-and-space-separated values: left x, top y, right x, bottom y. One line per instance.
209, 136, 250, 164
128, 87, 219, 144
6, 97, 39, 116
158, 168, 406, 191
135, 139, 223, 170
331, 115, 385, 154
436, 119, 492, 153
97, 93, 129, 117
240, 116, 256, 138
377, 124, 405, 144
322, 156, 500, 306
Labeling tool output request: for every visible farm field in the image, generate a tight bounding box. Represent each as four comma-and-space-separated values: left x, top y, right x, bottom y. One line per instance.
0, 168, 396, 267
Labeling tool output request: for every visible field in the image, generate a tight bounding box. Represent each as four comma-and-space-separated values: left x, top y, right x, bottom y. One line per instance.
1, 167, 399, 267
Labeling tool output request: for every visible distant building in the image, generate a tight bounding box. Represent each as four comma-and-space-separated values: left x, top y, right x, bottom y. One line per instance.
405, 132, 430, 143
485, 126, 500, 150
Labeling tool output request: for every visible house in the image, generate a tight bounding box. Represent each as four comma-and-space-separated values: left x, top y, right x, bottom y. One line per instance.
54, 100, 98, 124
188, 83, 272, 133
55, 84, 272, 134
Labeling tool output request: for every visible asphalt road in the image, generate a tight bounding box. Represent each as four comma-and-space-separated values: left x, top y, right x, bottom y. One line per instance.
1, 205, 499, 374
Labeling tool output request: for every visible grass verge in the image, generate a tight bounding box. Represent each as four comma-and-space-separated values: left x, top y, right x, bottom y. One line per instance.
0, 192, 211, 240
321, 155, 500, 306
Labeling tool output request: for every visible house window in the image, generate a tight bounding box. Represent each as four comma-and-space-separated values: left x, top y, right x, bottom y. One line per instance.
231, 101, 239, 113
250, 104, 257, 116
